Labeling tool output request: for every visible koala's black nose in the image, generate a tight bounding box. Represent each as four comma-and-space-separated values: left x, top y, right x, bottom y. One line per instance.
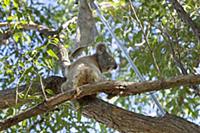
114, 63, 118, 69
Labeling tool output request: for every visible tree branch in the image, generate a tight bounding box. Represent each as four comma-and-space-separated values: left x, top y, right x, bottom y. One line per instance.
0, 74, 200, 130
0, 22, 59, 42
160, 26, 200, 96
160, 26, 187, 74
57, 43, 71, 75
0, 76, 65, 109
129, 0, 161, 75
71, 0, 97, 58
1, 75, 200, 110
82, 98, 200, 133
170, 0, 200, 42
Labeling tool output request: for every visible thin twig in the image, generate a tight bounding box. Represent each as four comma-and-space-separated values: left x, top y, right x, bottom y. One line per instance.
159, 25, 200, 96
39, 75, 48, 100
169, 0, 200, 42
128, 0, 161, 76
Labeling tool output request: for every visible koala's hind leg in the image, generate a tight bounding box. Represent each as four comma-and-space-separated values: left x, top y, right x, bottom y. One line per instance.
74, 68, 99, 107
75, 68, 98, 86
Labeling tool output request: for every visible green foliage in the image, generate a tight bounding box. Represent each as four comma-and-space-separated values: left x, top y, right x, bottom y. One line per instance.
0, 0, 199, 132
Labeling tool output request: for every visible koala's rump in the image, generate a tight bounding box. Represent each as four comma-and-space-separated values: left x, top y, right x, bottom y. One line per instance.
68, 62, 101, 88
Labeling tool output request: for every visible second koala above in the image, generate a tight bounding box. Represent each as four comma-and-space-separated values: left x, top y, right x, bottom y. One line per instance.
61, 43, 117, 96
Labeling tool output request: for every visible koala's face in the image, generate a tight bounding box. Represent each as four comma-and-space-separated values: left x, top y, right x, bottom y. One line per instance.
96, 43, 117, 72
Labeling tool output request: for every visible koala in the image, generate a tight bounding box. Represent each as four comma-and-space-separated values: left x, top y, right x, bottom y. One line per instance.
61, 43, 117, 98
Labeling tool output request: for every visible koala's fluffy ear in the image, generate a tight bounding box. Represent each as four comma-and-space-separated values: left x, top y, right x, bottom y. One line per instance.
96, 43, 106, 55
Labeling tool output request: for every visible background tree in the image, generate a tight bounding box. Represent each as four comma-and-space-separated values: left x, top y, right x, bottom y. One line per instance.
0, 0, 200, 132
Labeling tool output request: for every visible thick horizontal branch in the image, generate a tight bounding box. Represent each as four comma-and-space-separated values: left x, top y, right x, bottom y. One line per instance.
170, 0, 200, 42
0, 74, 200, 130
0, 74, 200, 110
78, 74, 200, 97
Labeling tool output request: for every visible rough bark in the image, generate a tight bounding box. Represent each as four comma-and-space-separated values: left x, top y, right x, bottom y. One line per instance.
82, 98, 200, 133
82, 99, 200, 133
